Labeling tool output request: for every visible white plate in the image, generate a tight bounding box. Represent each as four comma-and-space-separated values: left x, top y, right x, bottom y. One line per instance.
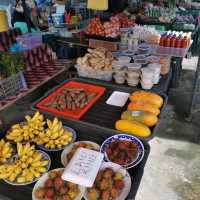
61, 141, 100, 167
106, 91, 130, 107
4, 150, 51, 186
32, 168, 85, 200
84, 162, 132, 200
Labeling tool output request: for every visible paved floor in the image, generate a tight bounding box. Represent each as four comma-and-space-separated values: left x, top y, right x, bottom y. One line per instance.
136, 56, 200, 200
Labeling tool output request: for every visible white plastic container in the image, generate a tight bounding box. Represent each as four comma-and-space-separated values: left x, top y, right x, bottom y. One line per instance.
127, 78, 140, 86
126, 63, 142, 71
147, 64, 161, 84
141, 68, 155, 78
133, 55, 148, 65
140, 80, 154, 90
127, 71, 140, 79
75, 65, 113, 82
117, 56, 131, 64
114, 75, 126, 84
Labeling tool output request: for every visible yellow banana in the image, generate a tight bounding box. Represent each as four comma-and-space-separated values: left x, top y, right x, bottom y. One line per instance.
11, 124, 21, 129
14, 136, 23, 143
17, 143, 23, 156
52, 118, 59, 127
31, 161, 42, 167
36, 167, 46, 173
17, 176, 26, 183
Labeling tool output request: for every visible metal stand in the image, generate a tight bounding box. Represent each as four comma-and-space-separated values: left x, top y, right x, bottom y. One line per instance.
170, 57, 183, 88
187, 55, 200, 117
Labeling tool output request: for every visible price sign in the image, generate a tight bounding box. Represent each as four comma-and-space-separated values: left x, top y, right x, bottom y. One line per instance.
62, 147, 104, 187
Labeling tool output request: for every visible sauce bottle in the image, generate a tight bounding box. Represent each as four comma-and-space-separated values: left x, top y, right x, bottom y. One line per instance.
170, 34, 176, 47
175, 34, 182, 48
181, 36, 188, 48
165, 34, 171, 47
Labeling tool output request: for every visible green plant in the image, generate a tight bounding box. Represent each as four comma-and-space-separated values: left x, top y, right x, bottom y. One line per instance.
0, 53, 24, 80
168, 0, 177, 8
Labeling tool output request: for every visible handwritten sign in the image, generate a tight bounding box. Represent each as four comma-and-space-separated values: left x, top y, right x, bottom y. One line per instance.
62, 147, 104, 187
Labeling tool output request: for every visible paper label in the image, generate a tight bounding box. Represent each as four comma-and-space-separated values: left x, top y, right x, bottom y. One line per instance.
131, 111, 141, 116
70, 151, 97, 177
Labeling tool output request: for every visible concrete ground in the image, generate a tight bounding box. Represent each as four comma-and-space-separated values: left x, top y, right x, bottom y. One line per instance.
136, 57, 200, 200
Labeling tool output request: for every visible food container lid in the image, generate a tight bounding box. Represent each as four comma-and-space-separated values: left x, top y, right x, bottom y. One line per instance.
62, 148, 104, 187
138, 43, 150, 50
147, 56, 160, 63
116, 56, 131, 64
126, 63, 142, 70
122, 50, 135, 56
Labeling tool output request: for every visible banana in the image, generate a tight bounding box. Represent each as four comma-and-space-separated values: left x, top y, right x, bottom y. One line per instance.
52, 118, 59, 127
31, 161, 43, 167
36, 167, 47, 173
14, 136, 24, 143
12, 124, 21, 129
0, 140, 13, 164
17, 177, 26, 183
47, 119, 52, 128
25, 171, 34, 181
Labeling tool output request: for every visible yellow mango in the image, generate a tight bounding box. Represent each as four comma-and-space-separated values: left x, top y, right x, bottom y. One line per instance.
115, 120, 151, 137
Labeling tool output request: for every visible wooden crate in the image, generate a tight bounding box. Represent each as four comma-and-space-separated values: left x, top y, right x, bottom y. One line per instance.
89, 39, 118, 51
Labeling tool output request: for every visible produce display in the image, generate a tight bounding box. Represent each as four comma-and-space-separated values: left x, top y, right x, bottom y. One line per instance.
86, 168, 125, 200
116, 91, 163, 137
105, 139, 138, 166
0, 139, 13, 164
6, 112, 45, 143
144, 5, 174, 23
44, 88, 97, 111
77, 48, 114, 71
85, 17, 105, 37
85, 13, 135, 38
6, 112, 74, 150
174, 14, 195, 24
34, 169, 81, 200
33, 118, 73, 149
0, 143, 50, 184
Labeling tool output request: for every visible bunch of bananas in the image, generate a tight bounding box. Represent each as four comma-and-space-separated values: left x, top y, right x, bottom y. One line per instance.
0, 139, 13, 164
0, 143, 49, 183
6, 112, 46, 143
34, 118, 73, 149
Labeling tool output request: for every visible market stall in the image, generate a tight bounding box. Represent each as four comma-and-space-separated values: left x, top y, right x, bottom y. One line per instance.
0, 1, 199, 199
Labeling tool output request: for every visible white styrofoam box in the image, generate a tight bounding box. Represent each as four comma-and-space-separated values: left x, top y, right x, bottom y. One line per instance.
106, 91, 130, 107
62, 147, 104, 187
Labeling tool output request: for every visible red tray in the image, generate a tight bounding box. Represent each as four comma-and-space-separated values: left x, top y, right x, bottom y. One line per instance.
36, 81, 106, 120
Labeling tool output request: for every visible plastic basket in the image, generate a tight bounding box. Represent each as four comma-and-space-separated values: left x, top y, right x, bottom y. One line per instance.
0, 71, 27, 100
75, 64, 113, 81
16, 33, 42, 50
156, 45, 190, 58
